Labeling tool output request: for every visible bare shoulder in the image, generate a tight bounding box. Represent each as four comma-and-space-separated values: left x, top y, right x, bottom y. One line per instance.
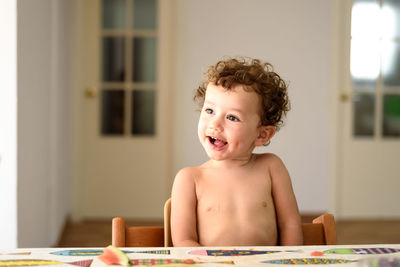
172, 166, 202, 193
255, 153, 289, 179
255, 153, 285, 167
174, 166, 200, 182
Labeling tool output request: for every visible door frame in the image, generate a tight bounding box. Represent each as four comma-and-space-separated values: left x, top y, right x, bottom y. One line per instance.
327, 0, 351, 219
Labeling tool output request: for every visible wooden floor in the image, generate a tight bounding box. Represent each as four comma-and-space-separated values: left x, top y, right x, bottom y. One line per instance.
57, 218, 400, 247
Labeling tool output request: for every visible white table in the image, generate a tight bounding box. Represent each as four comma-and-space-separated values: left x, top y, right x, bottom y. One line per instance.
1, 245, 400, 266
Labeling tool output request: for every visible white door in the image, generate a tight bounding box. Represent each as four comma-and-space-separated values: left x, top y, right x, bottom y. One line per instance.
79, 0, 172, 219
338, 0, 400, 218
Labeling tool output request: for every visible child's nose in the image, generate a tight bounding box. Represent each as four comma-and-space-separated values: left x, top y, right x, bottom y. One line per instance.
209, 116, 223, 131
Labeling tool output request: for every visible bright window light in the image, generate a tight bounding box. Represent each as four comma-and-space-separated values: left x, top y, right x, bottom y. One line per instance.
351, 2, 381, 38
351, 39, 380, 80
382, 4, 396, 38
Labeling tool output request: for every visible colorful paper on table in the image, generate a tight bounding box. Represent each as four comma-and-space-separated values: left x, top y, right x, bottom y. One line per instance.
0, 259, 93, 267
262, 258, 356, 265
323, 247, 400, 255
189, 249, 281, 256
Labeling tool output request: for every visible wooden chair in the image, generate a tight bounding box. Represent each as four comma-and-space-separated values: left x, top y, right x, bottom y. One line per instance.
112, 198, 337, 247
112, 199, 171, 247
301, 213, 337, 245
164, 198, 172, 246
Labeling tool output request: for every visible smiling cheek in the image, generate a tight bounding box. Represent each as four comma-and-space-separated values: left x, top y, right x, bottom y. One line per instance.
229, 125, 258, 146
197, 118, 207, 143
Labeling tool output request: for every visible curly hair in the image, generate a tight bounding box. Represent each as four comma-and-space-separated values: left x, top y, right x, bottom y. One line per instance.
194, 57, 290, 130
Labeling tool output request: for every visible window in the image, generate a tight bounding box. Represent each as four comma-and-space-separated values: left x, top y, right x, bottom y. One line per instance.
100, 0, 157, 136
351, 0, 400, 137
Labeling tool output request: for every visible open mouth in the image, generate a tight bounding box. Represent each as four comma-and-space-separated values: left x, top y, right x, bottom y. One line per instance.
208, 136, 228, 147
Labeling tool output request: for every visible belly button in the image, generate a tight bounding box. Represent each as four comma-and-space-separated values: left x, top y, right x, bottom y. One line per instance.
262, 201, 267, 207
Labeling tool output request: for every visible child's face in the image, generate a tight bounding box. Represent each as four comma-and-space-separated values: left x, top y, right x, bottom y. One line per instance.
198, 83, 268, 162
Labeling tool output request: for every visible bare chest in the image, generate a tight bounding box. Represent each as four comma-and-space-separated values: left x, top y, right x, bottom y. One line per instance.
195, 169, 273, 214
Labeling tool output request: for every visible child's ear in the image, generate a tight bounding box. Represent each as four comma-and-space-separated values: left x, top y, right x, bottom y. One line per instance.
255, 125, 275, 146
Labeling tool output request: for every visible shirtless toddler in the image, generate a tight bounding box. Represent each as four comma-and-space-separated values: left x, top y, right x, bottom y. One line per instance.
171, 57, 303, 246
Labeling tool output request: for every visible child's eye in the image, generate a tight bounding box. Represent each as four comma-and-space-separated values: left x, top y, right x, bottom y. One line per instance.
227, 115, 240, 122
204, 108, 213, 114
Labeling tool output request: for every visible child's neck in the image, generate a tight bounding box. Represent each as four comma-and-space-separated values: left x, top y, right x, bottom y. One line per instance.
208, 154, 255, 169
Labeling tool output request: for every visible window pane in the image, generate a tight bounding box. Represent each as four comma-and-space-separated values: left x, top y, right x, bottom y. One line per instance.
353, 93, 375, 136
350, 39, 379, 91
133, 0, 157, 30
383, 95, 400, 137
132, 37, 156, 82
101, 90, 125, 135
102, 0, 125, 29
132, 90, 155, 135
102, 37, 125, 82
351, 0, 380, 38
382, 0, 400, 38
382, 41, 400, 87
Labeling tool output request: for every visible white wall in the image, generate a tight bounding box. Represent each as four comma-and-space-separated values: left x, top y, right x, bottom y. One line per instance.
0, 0, 18, 249
16, 0, 72, 247
171, 0, 335, 213
0, 0, 72, 248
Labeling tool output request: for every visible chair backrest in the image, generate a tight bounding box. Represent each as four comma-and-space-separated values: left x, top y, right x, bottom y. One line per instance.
112, 199, 172, 247
112, 198, 337, 247
112, 217, 164, 247
164, 198, 172, 247
302, 213, 337, 245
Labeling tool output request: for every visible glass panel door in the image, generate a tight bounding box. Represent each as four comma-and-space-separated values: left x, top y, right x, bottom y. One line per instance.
80, 0, 170, 219
338, 0, 400, 219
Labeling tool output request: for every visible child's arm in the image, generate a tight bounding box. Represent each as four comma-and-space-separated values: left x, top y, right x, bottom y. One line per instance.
269, 154, 303, 245
170, 168, 201, 247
